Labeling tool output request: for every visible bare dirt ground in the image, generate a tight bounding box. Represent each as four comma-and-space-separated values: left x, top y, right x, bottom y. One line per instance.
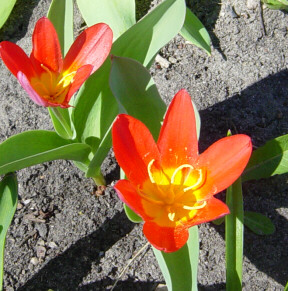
0, 0, 287, 290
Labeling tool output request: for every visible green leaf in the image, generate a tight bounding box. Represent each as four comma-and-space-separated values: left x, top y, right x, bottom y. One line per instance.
112, 0, 186, 67
47, 0, 74, 55
225, 178, 244, 291
124, 204, 142, 223
242, 134, 288, 182
110, 56, 166, 139
0, 173, 18, 290
0, 0, 17, 29
244, 211, 275, 235
284, 281, 288, 291
0, 130, 91, 175
153, 226, 199, 291
180, 8, 211, 55
262, 0, 288, 10
76, 0, 136, 40
212, 216, 224, 225
73, 0, 186, 177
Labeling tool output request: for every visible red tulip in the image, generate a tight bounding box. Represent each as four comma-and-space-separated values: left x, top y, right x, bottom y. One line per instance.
0, 17, 113, 107
112, 89, 252, 252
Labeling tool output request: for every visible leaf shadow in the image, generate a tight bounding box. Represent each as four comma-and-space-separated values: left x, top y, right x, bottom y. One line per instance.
199, 69, 288, 287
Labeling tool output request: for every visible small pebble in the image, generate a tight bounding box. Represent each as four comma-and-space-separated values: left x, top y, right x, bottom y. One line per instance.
155, 54, 170, 68
247, 0, 258, 10
30, 257, 38, 265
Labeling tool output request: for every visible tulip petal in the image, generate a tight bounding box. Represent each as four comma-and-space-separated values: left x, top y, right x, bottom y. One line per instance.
184, 197, 230, 228
157, 89, 198, 168
114, 180, 150, 221
63, 23, 113, 74
65, 64, 93, 104
196, 134, 252, 199
17, 72, 50, 107
112, 114, 160, 185
143, 221, 188, 253
0, 41, 35, 79
30, 17, 63, 73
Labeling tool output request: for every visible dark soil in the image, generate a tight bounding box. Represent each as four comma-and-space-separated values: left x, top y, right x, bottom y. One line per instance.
0, 0, 287, 290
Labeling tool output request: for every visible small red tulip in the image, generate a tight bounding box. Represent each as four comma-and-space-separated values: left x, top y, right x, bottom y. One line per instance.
112, 89, 252, 252
0, 17, 113, 107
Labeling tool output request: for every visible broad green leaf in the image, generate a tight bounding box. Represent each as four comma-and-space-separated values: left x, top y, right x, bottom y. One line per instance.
0, 131, 91, 175
244, 211, 275, 235
76, 0, 136, 40
73, 0, 186, 177
0, 174, 18, 290
180, 8, 211, 55
242, 134, 288, 182
124, 204, 142, 223
212, 216, 224, 225
153, 226, 199, 291
0, 0, 17, 29
110, 56, 166, 139
284, 281, 288, 291
112, 0, 186, 67
47, 0, 74, 55
225, 178, 244, 291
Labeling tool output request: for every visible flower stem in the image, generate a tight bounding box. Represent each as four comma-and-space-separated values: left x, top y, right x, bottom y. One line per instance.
49, 107, 73, 139
225, 177, 244, 291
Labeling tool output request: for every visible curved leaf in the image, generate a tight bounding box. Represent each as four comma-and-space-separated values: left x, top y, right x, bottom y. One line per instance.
0, 173, 18, 290
243, 134, 288, 182
0, 130, 91, 175
0, 0, 17, 29
244, 211, 275, 235
180, 8, 211, 55
76, 0, 136, 40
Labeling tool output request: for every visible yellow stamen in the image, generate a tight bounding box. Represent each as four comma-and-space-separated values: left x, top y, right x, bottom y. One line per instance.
168, 212, 176, 221
182, 200, 207, 210
171, 164, 194, 184
147, 159, 156, 183
183, 169, 203, 192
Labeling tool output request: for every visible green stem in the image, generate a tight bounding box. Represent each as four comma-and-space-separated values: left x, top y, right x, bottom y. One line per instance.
153, 226, 199, 291
92, 172, 106, 186
49, 107, 73, 139
225, 177, 244, 291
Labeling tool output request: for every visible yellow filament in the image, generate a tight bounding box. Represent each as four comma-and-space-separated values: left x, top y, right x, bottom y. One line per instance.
147, 159, 156, 183
182, 200, 207, 210
170, 164, 194, 184
168, 212, 176, 221
183, 169, 203, 192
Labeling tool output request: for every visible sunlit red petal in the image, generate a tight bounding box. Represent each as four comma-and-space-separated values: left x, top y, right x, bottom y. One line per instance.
63, 23, 113, 74
0, 41, 35, 79
112, 114, 160, 185
157, 89, 198, 168
114, 180, 150, 221
17, 72, 50, 107
196, 134, 252, 199
64, 64, 93, 103
184, 197, 230, 228
30, 17, 63, 73
143, 221, 188, 252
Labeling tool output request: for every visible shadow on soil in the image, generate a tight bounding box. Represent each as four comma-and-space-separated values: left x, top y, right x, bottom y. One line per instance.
18, 70, 288, 290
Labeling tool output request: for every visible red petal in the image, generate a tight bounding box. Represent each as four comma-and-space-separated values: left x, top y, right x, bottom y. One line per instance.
65, 64, 93, 103
17, 72, 50, 107
184, 197, 230, 228
0, 41, 35, 79
30, 17, 63, 73
196, 134, 252, 199
143, 221, 188, 253
63, 23, 112, 74
112, 114, 160, 185
157, 89, 198, 168
114, 180, 150, 221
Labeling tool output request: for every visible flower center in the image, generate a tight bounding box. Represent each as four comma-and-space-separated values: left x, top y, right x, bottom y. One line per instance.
30, 64, 76, 104
139, 159, 207, 226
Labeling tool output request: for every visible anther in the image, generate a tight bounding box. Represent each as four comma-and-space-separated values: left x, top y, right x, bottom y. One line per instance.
183, 200, 207, 210
147, 159, 156, 183
168, 212, 176, 221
